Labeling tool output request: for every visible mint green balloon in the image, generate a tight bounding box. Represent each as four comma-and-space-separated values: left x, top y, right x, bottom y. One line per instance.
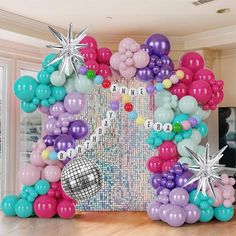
14, 76, 38, 102
75, 75, 95, 94
192, 106, 211, 121
178, 156, 194, 166
65, 74, 76, 93
50, 70, 66, 86
21, 101, 37, 113
179, 96, 198, 114
35, 84, 51, 100
190, 129, 202, 144
200, 206, 214, 222
154, 107, 174, 123
1, 195, 19, 216
15, 199, 33, 218
34, 179, 50, 195
196, 122, 208, 138
155, 90, 171, 107
59, 61, 73, 76
197, 145, 206, 156
214, 205, 234, 222
51, 86, 66, 101
37, 69, 51, 84
177, 138, 197, 157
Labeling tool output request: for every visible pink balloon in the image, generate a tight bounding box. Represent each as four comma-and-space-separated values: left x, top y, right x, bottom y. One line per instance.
223, 199, 232, 208
188, 80, 212, 104
97, 47, 112, 65
146, 156, 163, 173
18, 163, 41, 186
34, 195, 57, 218
125, 58, 134, 67
57, 200, 76, 219
80, 47, 97, 61
97, 64, 111, 78
207, 187, 223, 207
162, 161, 175, 173
212, 91, 224, 105
38, 105, 50, 114
110, 52, 122, 71
80, 35, 97, 51
119, 38, 136, 51
179, 52, 204, 73
194, 68, 215, 82
30, 151, 46, 167
133, 50, 150, 69
44, 165, 61, 182
85, 60, 99, 73
169, 83, 187, 99
177, 67, 193, 85
119, 66, 136, 78
157, 141, 177, 160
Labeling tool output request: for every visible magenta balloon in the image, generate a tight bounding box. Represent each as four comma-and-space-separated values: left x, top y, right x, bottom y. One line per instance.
169, 187, 189, 207
49, 102, 65, 117
166, 206, 186, 227
159, 204, 172, 222
146, 201, 161, 220
194, 68, 215, 82
54, 134, 75, 152
68, 120, 89, 140
136, 67, 154, 82
175, 171, 198, 192
44, 118, 57, 135
145, 34, 170, 56
184, 204, 200, 224
64, 92, 87, 114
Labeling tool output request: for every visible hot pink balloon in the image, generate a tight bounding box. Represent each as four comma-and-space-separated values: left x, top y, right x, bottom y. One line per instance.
57, 200, 76, 219
119, 38, 136, 52
110, 52, 122, 71
188, 80, 212, 104
97, 64, 111, 78
44, 165, 61, 182
80, 35, 97, 51
30, 151, 46, 167
179, 52, 204, 73
177, 67, 193, 85
97, 47, 112, 65
157, 141, 177, 160
212, 91, 224, 105
18, 163, 41, 186
194, 68, 215, 82
133, 50, 150, 69
80, 47, 97, 61
169, 83, 187, 99
119, 66, 136, 78
85, 60, 99, 73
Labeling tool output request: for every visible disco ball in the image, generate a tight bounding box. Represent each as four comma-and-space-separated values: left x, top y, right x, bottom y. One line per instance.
61, 158, 102, 201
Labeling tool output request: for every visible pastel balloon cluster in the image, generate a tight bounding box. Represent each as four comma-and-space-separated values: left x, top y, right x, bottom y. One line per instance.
110, 38, 150, 78
136, 33, 173, 82
80, 35, 112, 78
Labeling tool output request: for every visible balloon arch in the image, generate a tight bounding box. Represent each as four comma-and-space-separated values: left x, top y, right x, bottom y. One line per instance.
1, 25, 235, 225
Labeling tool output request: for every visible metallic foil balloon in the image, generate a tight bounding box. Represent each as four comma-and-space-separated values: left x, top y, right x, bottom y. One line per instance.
61, 158, 102, 201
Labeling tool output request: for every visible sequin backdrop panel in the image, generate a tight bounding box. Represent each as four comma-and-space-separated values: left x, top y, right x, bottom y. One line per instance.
77, 79, 155, 211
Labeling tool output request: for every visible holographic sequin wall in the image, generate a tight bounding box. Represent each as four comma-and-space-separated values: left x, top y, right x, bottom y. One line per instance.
77, 78, 155, 211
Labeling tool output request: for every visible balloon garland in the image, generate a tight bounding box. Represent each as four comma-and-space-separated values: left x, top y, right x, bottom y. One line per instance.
1, 24, 234, 225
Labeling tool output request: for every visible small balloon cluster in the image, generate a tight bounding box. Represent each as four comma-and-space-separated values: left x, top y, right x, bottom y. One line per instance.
110, 38, 150, 78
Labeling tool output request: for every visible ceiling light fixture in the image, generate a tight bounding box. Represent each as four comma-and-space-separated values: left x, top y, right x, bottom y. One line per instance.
217, 8, 231, 14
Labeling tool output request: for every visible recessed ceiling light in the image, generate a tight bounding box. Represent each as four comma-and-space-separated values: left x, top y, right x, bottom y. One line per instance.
106, 16, 112, 20
217, 8, 231, 14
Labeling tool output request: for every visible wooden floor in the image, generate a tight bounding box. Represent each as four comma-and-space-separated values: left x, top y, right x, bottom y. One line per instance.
0, 211, 236, 236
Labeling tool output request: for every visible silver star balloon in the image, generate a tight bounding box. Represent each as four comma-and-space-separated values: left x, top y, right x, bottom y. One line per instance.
184, 143, 227, 199
46, 23, 88, 78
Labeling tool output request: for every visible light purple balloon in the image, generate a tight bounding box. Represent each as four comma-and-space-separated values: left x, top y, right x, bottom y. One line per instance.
166, 206, 186, 227
146, 85, 156, 94
169, 187, 189, 207
38, 105, 50, 114
146, 201, 161, 221
157, 195, 169, 204
175, 170, 198, 192
44, 118, 57, 135
49, 102, 65, 118
64, 92, 87, 114
54, 134, 75, 152
184, 203, 200, 224
159, 204, 172, 222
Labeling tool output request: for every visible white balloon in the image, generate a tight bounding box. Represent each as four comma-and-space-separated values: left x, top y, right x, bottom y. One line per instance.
192, 106, 211, 120
95, 127, 106, 136
197, 145, 206, 156
154, 107, 174, 123
144, 119, 154, 131
90, 134, 100, 144
102, 118, 111, 128
137, 87, 146, 95
84, 140, 93, 150
178, 157, 194, 166
119, 86, 128, 95
75, 145, 85, 155
110, 84, 119, 93
64, 74, 76, 93
153, 122, 163, 132
163, 123, 173, 133
155, 90, 171, 107
57, 150, 67, 161
179, 96, 198, 114
66, 148, 76, 159
50, 70, 66, 86
106, 110, 116, 120
128, 88, 137, 96
190, 129, 202, 145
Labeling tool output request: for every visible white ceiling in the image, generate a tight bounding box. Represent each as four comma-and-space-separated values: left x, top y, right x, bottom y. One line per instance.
0, 0, 235, 36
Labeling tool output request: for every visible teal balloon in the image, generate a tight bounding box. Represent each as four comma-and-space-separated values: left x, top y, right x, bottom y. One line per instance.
41, 99, 50, 107
37, 69, 51, 84
48, 97, 56, 105
35, 84, 51, 100
46, 65, 56, 74
42, 53, 61, 69
64, 74, 76, 93
179, 96, 198, 114
14, 199, 33, 218
75, 75, 95, 94
34, 179, 50, 195
51, 86, 66, 101
154, 107, 174, 123
14, 76, 38, 102
21, 101, 37, 113
1, 195, 19, 216
158, 130, 175, 140
196, 122, 208, 138
173, 114, 189, 124
200, 207, 214, 222
32, 97, 40, 105
214, 205, 234, 222
189, 190, 202, 206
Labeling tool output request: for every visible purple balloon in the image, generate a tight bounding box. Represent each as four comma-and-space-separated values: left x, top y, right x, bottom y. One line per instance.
38, 105, 50, 114
146, 201, 161, 220
155, 58, 163, 67
58, 112, 74, 124
166, 206, 186, 227
145, 33, 171, 56
44, 117, 57, 135
157, 65, 173, 81
64, 92, 87, 114
161, 55, 174, 70
175, 171, 198, 192
157, 195, 169, 204
156, 186, 165, 195
160, 178, 167, 187
146, 85, 156, 95
169, 187, 189, 207
68, 120, 89, 140
79, 66, 87, 75
49, 102, 65, 118
109, 100, 120, 111
136, 67, 154, 82
151, 174, 162, 189
159, 204, 172, 222
166, 173, 175, 180
54, 134, 75, 152
153, 66, 160, 75
43, 135, 56, 146
184, 203, 200, 224
166, 180, 176, 189
159, 188, 170, 196
140, 44, 152, 55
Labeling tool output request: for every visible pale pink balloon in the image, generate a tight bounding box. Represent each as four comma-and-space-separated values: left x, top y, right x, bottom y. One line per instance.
120, 54, 127, 62
207, 187, 223, 207
223, 199, 232, 208
133, 50, 150, 69
125, 58, 134, 66
112, 93, 122, 101
125, 50, 133, 58
130, 43, 140, 52
110, 52, 121, 71
119, 66, 136, 78
30, 151, 46, 167
56, 161, 64, 169
44, 165, 61, 182
43, 159, 59, 165
32, 143, 38, 151
119, 38, 136, 51
18, 163, 41, 186
229, 177, 236, 185
119, 62, 127, 71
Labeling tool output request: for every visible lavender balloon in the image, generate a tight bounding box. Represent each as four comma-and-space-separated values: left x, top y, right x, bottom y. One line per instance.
145, 33, 170, 56
68, 120, 89, 140
136, 67, 154, 82
175, 170, 198, 192
43, 135, 56, 147
166, 206, 186, 227
146, 201, 161, 220
159, 204, 172, 222
49, 102, 65, 117
38, 105, 50, 114
54, 134, 75, 152
64, 92, 87, 114
184, 203, 200, 224
44, 117, 57, 135
169, 187, 189, 207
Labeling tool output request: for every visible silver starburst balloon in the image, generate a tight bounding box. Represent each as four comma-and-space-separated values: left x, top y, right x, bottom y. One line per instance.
184, 143, 227, 199
46, 23, 88, 78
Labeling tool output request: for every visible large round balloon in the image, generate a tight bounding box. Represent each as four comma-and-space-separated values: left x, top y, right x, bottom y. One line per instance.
74, 75, 95, 94
64, 92, 87, 114
54, 134, 75, 152
1, 195, 19, 216
136, 67, 154, 82
18, 163, 40, 186
68, 120, 89, 140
